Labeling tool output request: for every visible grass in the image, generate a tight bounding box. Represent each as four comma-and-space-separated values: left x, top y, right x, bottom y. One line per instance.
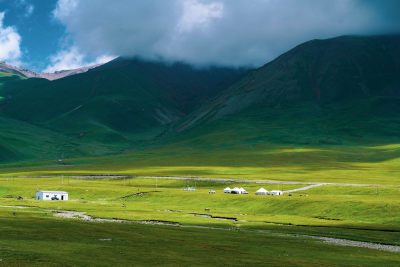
1, 177, 400, 265
1, 96, 399, 185
2, 209, 400, 266
1, 177, 400, 246
2, 140, 400, 185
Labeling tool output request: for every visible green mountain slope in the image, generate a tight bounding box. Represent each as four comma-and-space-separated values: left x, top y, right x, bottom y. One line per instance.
1, 35, 400, 166
0, 59, 246, 161
177, 35, 400, 145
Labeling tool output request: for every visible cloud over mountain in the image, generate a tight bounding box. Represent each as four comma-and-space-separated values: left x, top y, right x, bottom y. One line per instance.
53, 0, 400, 67
0, 12, 22, 65
43, 46, 114, 73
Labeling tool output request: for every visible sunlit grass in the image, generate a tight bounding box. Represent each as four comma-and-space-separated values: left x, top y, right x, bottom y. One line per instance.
1, 177, 400, 244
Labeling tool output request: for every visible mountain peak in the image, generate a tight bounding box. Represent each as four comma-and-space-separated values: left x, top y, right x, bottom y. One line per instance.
0, 61, 102, 80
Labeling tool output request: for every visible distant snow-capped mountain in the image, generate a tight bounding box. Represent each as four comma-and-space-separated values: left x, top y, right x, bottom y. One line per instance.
0, 61, 101, 80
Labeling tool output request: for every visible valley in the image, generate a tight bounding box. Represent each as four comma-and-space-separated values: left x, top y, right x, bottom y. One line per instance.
0, 34, 400, 265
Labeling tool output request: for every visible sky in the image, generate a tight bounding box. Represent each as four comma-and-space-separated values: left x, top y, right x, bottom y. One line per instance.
0, 0, 399, 73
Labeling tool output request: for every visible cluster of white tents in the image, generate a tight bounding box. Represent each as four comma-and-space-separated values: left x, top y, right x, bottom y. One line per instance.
223, 187, 283, 195
223, 187, 248, 194
255, 188, 283, 195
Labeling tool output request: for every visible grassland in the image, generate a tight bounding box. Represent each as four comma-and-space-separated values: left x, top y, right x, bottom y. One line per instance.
1, 95, 399, 185
3, 208, 400, 266
2, 140, 400, 186
1, 176, 400, 265
1, 117, 399, 265
1, 177, 400, 241
1, 105, 399, 265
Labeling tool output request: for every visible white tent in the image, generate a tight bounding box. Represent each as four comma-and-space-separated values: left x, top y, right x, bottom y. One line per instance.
239, 187, 248, 194
255, 188, 269, 195
231, 187, 241, 194
270, 190, 283, 196
223, 187, 231, 193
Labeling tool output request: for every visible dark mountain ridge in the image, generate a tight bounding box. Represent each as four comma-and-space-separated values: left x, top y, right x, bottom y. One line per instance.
94, 57, 249, 113
1, 34, 399, 162
179, 34, 400, 130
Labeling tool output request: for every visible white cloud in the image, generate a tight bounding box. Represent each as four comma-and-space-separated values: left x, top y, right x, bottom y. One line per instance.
94, 55, 115, 65
43, 46, 114, 73
178, 0, 223, 32
0, 12, 22, 66
52, 0, 400, 67
53, 0, 78, 19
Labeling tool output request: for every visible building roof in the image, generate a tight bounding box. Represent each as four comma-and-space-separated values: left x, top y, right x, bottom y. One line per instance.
37, 191, 68, 194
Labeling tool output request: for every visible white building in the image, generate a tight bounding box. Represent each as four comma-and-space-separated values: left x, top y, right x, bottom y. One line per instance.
270, 190, 283, 196
36, 191, 68, 200
255, 188, 269, 195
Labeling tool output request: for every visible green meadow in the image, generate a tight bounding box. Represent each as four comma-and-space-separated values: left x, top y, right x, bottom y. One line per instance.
2, 141, 400, 185
1, 177, 400, 242
1, 176, 400, 265
1, 119, 399, 264
2, 208, 400, 266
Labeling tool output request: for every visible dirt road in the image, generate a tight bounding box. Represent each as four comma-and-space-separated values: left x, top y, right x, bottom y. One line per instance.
6, 175, 382, 187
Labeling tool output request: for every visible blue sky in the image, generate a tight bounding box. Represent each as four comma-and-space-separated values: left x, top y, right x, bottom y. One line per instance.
0, 0, 399, 73
0, 0, 112, 72
0, 0, 64, 71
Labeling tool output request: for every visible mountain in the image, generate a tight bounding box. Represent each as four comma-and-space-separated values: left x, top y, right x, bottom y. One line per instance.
0, 62, 39, 78
93, 57, 248, 113
1, 35, 399, 164
36, 64, 102, 81
0, 61, 100, 80
178, 35, 400, 142
0, 58, 247, 161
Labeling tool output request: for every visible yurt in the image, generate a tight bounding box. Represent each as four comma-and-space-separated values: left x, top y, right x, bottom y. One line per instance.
239, 187, 248, 194
255, 188, 269, 195
223, 187, 231, 193
230, 187, 241, 194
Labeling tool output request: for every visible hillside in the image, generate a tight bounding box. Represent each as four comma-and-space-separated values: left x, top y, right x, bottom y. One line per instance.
1, 35, 400, 165
0, 59, 246, 161
177, 35, 400, 145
